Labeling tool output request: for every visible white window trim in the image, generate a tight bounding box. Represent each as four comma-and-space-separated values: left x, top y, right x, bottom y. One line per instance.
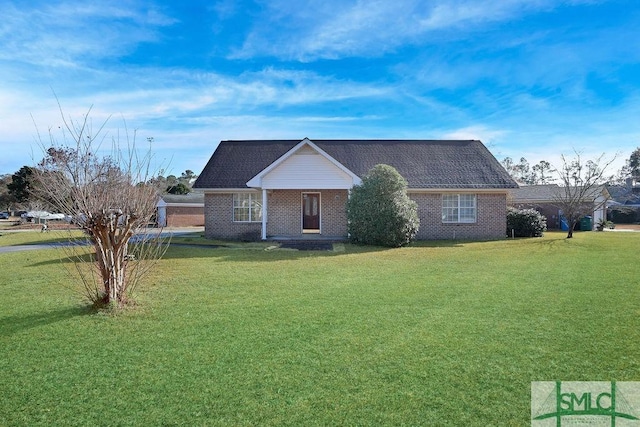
442, 194, 477, 224
233, 193, 262, 223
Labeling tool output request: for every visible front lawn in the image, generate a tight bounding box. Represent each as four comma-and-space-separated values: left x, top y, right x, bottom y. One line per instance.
1, 232, 638, 426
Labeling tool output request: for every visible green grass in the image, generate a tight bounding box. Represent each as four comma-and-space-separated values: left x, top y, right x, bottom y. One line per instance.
1, 231, 639, 426
0, 230, 86, 246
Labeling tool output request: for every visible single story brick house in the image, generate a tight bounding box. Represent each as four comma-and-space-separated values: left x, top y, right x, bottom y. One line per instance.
193, 138, 518, 241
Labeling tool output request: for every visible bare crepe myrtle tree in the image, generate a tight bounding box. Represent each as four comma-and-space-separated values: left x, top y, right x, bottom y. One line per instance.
32, 105, 167, 307
552, 151, 615, 239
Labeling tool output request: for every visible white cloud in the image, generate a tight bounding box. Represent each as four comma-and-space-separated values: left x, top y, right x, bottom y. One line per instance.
231, 0, 580, 61
0, 64, 394, 174
0, 0, 176, 68
0, 0, 637, 180
442, 125, 509, 143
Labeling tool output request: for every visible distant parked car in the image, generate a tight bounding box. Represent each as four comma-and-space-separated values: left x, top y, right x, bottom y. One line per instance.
22, 211, 66, 221
0, 212, 9, 219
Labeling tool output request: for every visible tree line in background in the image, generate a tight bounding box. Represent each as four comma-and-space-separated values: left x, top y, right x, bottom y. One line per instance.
501, 147, 640, 186
500, 157, 555, 185
148, 169, 198, 195
502, 149, 636, 238
0, 166, 198, 212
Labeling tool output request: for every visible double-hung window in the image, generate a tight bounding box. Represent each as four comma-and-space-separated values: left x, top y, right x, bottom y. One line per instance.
442, 194, 476, 223
233, 193, 262, 222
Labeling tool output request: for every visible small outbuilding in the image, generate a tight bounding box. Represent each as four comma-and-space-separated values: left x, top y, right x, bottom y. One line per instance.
509, 184, 609, 230
156, 193, 205, 227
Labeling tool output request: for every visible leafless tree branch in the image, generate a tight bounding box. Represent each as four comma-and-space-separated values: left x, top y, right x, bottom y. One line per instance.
31, 103, 167, 307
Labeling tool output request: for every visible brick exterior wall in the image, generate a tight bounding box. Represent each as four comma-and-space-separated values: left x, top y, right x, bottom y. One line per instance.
410, 192, 507, 240
320, 190, 349, 237
165, 206, 205, 227
204, 193, 262, 240
266, 189, 348, 237
205, 190, 348, 239
265, 190, 300, 236
205, 191, 507, 241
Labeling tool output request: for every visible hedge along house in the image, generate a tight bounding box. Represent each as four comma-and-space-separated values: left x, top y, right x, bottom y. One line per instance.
193, 138, 518, 241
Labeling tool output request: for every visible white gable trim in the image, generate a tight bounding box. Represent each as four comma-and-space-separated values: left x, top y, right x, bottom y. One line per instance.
246, 138, 361, 189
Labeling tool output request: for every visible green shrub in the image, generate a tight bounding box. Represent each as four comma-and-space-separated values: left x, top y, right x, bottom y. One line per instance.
347, 164, 419, 247
507, 207, 547, 237
166, 183, 191, 195
608, 206, 640, 224
596, 218, 615, 230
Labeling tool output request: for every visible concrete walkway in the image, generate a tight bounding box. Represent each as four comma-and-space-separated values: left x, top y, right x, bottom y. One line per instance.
279, 241, 335, 251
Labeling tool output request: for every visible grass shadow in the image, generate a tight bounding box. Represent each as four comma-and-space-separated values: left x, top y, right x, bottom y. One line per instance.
159, 241, 391, 261
23, 237, 473, 266
26, 242, 394, 267
410, 239, 467, 248
526, 233, 575, 249
28, 251, 95, 267
0, 305, 92, 337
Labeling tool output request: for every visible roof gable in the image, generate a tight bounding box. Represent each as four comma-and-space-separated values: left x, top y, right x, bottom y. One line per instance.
246, 138, 361, 189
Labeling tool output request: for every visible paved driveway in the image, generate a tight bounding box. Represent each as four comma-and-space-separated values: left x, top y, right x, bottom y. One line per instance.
0, 227, 204, 254
0, 241, 89, 254
0, 244, 58, 254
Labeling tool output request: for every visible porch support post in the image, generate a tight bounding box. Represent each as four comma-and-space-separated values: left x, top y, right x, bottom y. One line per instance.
346, 188, 351, 239
261, 188, 268, 240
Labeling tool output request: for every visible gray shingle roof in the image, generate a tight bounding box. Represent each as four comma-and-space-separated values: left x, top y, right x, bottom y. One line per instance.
606, 184, 640, 204
509, 184, 561, 202
160, 193, 205, 204
510, 184, 607, 202
194, 139, 518, 190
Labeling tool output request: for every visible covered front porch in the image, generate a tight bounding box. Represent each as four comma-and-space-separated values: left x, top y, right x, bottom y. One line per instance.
246, 139, 361, 240
257, 189, 349, 240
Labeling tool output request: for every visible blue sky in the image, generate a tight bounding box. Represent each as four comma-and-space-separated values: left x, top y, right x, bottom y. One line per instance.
1, 0, 639, 177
